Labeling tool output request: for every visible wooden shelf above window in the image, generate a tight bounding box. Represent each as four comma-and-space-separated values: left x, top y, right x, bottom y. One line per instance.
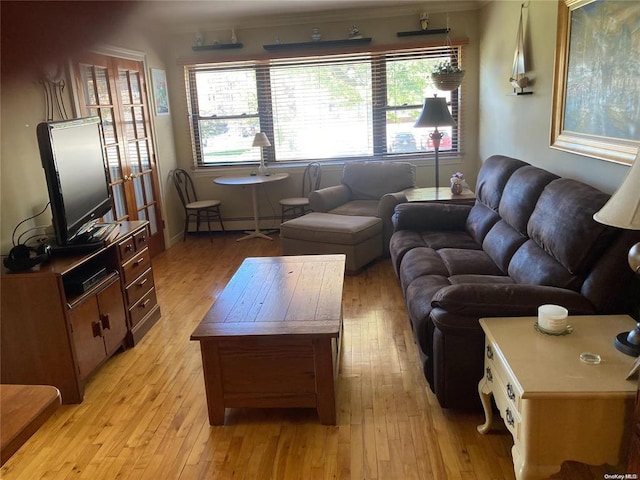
397, 28, 450, 37
263, 37, 372, 51
192, 43, 243, 51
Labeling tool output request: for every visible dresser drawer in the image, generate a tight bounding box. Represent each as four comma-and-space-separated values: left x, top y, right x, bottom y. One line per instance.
490, 366, 522, 441
485, 343, 522, 411
134, 227, 149, 251
122, 249, 151, 286
125, 268, 154, 306
118, 236, 137, 262
129, 288, 158, 328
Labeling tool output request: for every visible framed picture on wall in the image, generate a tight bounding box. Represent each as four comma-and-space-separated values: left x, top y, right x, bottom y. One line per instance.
150, 68, 170, 116
550, 0, 639, 165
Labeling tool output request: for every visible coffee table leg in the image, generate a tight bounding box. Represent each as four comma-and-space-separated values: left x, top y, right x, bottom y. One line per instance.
313, 337, 337, 425
199, 341, 226, 425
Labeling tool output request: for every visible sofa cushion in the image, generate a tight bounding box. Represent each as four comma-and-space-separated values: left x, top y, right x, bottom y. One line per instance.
465, 202, 500, 246
437, 248, 503, 276
399, 247, 449, 292
448, 274, 514, 285
526, 178, 614, 275
329, 199, 378, 217
475, 155, 528, 211
508, 240, 581, 290
498, 165, 559, 235
482, 220, 527, 273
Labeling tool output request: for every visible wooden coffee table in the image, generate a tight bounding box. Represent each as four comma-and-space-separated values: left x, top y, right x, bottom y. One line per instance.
1, 384, 61, 465
191, 255, 345, 425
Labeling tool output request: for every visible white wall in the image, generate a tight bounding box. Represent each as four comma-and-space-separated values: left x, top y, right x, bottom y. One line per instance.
478, 0, 631, 193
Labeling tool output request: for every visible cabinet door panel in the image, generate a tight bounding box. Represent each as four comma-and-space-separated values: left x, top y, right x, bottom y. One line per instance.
69, 299, 106, 380
97, 280, 127, 355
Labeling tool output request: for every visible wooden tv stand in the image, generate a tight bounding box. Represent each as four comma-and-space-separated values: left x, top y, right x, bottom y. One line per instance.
1, 221, 161, 404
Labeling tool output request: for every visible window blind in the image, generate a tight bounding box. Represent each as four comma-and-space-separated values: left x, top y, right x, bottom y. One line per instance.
186, 45, 463, 167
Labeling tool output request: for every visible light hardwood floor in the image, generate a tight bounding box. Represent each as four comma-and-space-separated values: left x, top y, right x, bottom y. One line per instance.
0, 233, 624, 479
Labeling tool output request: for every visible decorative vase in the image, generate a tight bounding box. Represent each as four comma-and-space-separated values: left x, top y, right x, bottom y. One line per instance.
311, 28, 322, 42
451, 182, 463, 195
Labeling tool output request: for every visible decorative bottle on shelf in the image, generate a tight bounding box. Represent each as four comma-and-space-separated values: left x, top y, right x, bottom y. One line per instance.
420, 13, 429, 31
231, 29, 238, 44
311, 28, 322, 42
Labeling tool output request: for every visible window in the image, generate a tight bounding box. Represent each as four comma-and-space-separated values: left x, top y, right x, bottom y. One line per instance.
186, 45, 462, 167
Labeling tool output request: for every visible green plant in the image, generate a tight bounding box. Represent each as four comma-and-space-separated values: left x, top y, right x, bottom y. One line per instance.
432, 61, 464, 75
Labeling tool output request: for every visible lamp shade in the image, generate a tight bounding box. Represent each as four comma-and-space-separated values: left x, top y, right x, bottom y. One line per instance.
414, 96, 456, 128
593, 152, 640, 230
252, 132, 271, 148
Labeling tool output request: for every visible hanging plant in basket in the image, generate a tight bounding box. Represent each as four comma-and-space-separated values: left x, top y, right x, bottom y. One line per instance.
431, 61, 465, 92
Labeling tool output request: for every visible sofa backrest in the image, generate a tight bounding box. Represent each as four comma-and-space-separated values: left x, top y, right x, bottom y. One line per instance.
342, 161, 416, 200
467, 155, 640, 314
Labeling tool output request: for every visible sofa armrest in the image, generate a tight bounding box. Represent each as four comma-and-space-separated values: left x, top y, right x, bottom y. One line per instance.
378, 190, 412, 256
378, 190, 410, 219
309, 185, 351, 212
430, 283, 596, 334
392, 202, 472, 232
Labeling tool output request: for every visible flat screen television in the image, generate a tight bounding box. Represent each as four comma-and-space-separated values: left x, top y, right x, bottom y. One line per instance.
37, 117, 113, 247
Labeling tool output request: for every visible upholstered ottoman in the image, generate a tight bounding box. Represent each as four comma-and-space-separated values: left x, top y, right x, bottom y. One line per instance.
280, 213, 382, 273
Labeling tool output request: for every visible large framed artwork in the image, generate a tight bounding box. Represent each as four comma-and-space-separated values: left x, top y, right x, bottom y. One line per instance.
550, 0, 639, 165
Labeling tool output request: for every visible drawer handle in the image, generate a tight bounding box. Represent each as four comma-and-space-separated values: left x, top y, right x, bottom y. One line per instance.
125, 244, 133, 252
486, 366, 493, 382
486, 345, 493, 359
139, 299, 151, 309
505, 408, 515, 427
137, 278, 148, 288
91, 321, 102, 338
133, 258, 144, 267
507, 383, 515, 400
100, 313, 111, 330
139, 235, 146, 243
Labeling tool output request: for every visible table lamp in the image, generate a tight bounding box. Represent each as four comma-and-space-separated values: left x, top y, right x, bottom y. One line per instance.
252, 132, 271, 176
593, 152, 640, 356
414, 94, 456, 188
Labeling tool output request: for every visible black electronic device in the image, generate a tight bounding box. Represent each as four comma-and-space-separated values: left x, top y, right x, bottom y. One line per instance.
64, 265, 109, 295
37, 117, 113, 249
3, 243, 51, 272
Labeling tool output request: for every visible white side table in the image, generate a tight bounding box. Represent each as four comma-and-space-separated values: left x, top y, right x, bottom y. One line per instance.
214, 173, 289, 241
477, 314, 637, 480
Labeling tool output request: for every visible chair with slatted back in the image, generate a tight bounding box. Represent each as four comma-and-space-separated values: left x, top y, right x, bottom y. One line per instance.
172, 168, 224, 241
279, 162, 322, 223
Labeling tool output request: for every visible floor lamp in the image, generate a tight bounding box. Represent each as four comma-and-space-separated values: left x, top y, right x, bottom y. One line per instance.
252, 132, 271, 176
593, 152, 640, 355
414, 95, 456, 188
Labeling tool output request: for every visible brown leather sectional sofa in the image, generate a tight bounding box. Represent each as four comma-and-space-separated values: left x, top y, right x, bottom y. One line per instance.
389, 155, 640, 409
